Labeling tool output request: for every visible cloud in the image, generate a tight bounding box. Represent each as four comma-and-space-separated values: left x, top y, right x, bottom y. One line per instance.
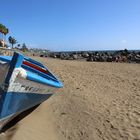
121, 40, 127, 44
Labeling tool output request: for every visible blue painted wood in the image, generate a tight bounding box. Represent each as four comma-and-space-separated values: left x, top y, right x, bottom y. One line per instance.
5, 52, 23, 85
22, 64, 57, 81
0, 52, 63, 121
0, 56, 11, 62
26, 70, 63, 88
24, 57, 45, 68
0, 52, 63, 88
0, 52, 24, 118
0, 92, 52, 119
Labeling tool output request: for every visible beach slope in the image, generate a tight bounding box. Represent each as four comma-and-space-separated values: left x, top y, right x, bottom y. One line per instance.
0, 58, 140, 140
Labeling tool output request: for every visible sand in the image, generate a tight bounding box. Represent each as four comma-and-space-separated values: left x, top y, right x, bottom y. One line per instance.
0, 58, 140, 140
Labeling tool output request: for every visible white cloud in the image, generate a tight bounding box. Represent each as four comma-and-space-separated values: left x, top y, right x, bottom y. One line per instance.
121, 40, 127, 44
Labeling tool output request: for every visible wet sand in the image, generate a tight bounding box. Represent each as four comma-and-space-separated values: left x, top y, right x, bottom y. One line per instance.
0, 58, 140, 140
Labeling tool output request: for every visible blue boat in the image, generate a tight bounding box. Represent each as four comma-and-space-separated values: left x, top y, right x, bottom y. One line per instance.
0, 52, 63, 132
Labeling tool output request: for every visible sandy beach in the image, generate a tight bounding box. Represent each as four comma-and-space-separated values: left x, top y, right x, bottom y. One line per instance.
0, 58, 140, 140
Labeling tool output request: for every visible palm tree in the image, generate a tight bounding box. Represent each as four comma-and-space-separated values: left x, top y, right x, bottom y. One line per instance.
0, 24, 8, 37
21, 43, 28, 51
8, 36, 17, 48
0, 23, 9, 47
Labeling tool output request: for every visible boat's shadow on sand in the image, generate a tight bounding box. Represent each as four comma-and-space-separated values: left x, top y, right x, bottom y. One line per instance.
0, 104, 40, 140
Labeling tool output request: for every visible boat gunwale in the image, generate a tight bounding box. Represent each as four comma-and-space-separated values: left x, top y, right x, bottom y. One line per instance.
0, 53, 63, 88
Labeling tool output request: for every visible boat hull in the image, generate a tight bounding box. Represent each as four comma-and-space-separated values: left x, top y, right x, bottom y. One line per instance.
0, 52, 63, 132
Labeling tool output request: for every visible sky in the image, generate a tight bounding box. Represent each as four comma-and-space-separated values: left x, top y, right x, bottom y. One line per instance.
0, 0, 140, 51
